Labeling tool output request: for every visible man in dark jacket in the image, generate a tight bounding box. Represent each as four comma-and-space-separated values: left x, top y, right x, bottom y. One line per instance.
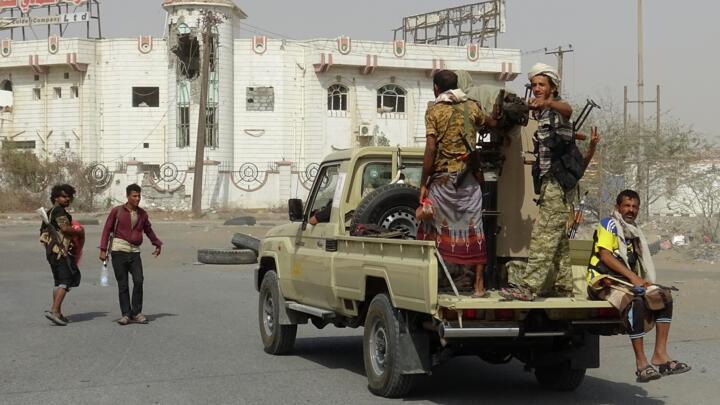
99, 184, 162, 325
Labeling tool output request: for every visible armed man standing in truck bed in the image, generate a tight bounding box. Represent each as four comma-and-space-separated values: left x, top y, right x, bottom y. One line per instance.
418, 70, 498, 297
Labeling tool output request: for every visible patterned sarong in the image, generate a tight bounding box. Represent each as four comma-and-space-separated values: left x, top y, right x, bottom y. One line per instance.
417, 173, 486, 265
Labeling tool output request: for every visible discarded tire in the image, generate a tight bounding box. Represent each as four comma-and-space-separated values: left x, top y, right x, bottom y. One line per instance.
351, 183, 420, 238
223, 216, 257, 226
197, 248, 257, 264
231, 233, 260, 253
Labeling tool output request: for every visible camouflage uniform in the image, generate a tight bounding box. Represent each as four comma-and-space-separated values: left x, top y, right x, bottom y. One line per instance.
509, 176, 574, 295
425, 100, 485, 174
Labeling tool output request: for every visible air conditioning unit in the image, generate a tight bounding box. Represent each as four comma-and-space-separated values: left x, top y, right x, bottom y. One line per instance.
357, 124, 372, 137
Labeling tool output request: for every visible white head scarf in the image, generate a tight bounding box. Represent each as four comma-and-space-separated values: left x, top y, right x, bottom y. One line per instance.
528, 62, 560, 87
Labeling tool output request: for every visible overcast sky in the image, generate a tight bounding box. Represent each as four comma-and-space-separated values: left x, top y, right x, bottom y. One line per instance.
10, 0, 717, 140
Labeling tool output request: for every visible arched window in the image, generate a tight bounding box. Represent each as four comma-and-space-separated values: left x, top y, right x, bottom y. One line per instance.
327, 84, 348, 111
377, 84, 406, 113
1, 80, 12, 91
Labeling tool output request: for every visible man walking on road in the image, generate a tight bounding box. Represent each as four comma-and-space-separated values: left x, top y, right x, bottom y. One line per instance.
41, 184, 83, 326
99, 184, 162, 325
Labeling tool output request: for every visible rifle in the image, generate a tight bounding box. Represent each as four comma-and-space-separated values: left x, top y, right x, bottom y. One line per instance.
567, 191, 589, 239
37, 207, 78, 275
573, 98, 601, 133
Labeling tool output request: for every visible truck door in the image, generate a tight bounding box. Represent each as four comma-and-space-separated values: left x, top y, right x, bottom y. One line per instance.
289, 163, 341, 309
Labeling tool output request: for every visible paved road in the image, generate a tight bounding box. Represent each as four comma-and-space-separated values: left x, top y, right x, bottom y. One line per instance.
0, 221, 717, 404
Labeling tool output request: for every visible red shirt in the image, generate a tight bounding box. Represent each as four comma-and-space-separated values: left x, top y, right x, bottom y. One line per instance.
99, 205, 162, 252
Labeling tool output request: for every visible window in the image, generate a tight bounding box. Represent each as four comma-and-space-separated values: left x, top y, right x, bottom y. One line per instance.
33, 88, 41, 100
177, 106, 190, 148
246, 86, 274, 111
327, 84, 348, 111
132, 87, 159, 107
377, 84, 406, 113
64, 141, 70, 148
205, 105, 218, 147
361, 163, 392, 196
307, 164, 340, 220
53, 87, 62, 99
64, 72, 70, 79
143, 142, 150, 149
2, 140, 35, 149
70, 86, 79, 98
34, 75, 40, 81
1, 80, 11, 91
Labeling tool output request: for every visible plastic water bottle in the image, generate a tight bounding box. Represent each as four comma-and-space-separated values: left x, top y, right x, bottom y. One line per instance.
100, 261, 109, 287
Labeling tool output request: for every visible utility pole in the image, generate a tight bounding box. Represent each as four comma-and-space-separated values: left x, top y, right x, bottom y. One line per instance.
623, 0, 660, 220
191, 12, 213, 216
545, 45, 573, 96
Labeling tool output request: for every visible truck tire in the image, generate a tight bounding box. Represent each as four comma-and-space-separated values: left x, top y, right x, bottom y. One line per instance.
258, 271, 297, 354
363, 293, 416, 398
231, 233, 260, 253
535, 363, 586, 391
352, 183, 420, 238
197, 248, 257, 264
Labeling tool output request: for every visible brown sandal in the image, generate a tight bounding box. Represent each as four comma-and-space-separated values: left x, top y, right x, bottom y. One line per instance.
656, 360, 691, 376
635, 365, 661, 382
117, 316, 130, 325
132, 314, 148, 324
499, 285, 535, 301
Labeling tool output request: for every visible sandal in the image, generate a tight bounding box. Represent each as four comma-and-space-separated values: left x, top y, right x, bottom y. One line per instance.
117, 316, 130, 326
635, 365, 661, 383
499, 285, 535, 301
656, 360, 691, 376
44, 311, 67, 326
132, 314, 148, 324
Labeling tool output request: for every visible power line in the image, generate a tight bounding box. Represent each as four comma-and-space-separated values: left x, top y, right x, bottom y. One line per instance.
545, 45, 573, 96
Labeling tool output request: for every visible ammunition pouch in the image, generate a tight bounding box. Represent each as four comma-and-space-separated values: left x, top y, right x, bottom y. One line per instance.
544, 112, 585, 192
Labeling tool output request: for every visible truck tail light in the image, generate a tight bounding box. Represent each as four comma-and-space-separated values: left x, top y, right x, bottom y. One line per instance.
463, 309, 477, 319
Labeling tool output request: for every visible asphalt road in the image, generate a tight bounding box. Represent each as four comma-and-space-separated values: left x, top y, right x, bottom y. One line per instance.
0, 220, 717, 404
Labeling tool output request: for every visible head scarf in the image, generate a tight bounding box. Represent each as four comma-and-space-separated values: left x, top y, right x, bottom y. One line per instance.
528, 62, 560, 88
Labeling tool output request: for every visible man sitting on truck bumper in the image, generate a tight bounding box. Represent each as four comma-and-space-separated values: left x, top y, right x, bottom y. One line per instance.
586, 189, 690, 383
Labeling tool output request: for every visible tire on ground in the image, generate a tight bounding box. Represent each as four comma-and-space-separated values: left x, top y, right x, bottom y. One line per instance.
535, 363, 586, 391
197, 248, 257, 264
363, 293, 417, 398
258, 270, 297, 354
231, 233, 260, 253
351, 183, 420, 238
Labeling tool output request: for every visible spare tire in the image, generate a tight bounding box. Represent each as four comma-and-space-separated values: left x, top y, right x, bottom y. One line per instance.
231, 233, 260, 253
351, 183, 420, 238
197, 248, 257, 265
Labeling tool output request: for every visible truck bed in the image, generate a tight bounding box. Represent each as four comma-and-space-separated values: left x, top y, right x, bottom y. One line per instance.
437, 292, 613, 310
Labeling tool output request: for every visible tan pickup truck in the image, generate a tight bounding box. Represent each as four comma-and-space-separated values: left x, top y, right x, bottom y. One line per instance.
255, 146, 620, 398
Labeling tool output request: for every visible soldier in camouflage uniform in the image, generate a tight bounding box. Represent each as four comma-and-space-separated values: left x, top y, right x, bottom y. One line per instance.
503, 63, 576, 300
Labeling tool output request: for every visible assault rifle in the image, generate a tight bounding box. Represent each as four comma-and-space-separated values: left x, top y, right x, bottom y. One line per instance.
568, 191, 589, 239
37, 207, 78, 275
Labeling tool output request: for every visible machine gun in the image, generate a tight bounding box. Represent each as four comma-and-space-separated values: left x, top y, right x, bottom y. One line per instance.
568, 191, 589, 239
573, 98, 601, 133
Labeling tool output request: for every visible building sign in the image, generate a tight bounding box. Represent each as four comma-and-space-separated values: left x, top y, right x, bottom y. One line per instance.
0, 11, 88, 28
0, 1, 87, 14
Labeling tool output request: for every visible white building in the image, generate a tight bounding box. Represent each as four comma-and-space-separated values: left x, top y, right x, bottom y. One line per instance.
0, 0, 521, 209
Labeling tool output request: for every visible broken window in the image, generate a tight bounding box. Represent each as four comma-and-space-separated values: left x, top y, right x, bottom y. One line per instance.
377, 84, 406, 113
172, 34, 200, 80
327, 84, 348, 111
177, 106, 190, 148
205, 105, 218, 147
53, 87, 62, 99
246, 86, 274, 112
132, 87, 159, 107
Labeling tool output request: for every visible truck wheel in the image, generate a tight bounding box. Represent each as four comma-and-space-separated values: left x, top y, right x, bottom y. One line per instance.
352, 183, 420, 237
363, 293, 416, 398
258, 271, 297, 355
535, 363, 586, 391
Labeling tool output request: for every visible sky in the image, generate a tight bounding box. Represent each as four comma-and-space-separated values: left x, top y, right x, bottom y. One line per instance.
6, 0, 717, 140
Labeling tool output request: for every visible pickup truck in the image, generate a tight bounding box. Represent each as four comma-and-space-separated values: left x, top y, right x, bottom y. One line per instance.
255, 146, 621, 398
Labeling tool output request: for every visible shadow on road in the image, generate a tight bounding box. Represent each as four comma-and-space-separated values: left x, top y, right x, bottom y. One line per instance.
293, 335, 664, 404
67, 311, 108, 322
146, 313, 178, 322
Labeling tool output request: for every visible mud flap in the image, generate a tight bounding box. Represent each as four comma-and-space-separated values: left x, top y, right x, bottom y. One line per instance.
532, 332, 599, 369
398, 312, 432, 375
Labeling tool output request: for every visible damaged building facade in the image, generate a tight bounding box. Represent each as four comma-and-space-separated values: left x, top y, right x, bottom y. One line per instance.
0, 0, 521, 209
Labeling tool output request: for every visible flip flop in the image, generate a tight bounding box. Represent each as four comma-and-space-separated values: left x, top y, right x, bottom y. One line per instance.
635, 365, 661, 383
657, 360, 691, 376
44, 312, 67, 326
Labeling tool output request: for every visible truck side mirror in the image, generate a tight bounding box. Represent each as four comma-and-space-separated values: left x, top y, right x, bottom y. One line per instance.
288, 198, 304, 222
